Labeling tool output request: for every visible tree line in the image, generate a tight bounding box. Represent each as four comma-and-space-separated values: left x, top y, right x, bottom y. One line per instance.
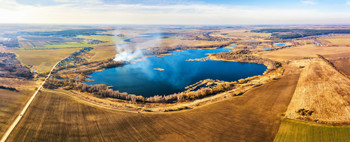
211, 50, 281, 70
43, 79, 236, 103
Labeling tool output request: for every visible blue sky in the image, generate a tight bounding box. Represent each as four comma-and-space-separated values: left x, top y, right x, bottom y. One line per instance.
1, 0, 350, 24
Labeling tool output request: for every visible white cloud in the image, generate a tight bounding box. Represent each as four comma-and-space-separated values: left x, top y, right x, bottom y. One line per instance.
301, 0, 317, 5
347, 0, 350, 5
0, 0, 18, 9
0, 1, 349, 25
54, 0, 102, 4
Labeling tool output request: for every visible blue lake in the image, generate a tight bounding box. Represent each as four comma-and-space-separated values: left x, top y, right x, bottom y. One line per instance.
85, 48, 267, 97
274, 43, 286, 46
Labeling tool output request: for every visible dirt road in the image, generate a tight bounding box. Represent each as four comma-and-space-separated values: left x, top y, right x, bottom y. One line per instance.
0, 59, 62, 142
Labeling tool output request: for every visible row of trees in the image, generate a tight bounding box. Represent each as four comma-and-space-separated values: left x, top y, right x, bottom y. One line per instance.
144, 42, 234, 56
44, 79, 235, 103
211, 50, 281, 70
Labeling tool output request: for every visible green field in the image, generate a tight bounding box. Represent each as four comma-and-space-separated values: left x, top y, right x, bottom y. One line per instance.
274, 119, 350, 142
77, 35, 126, 46
43, 43, 93, 48
77, 35, 114, 42
76, 35, 114, 45
19, 42, 93, 49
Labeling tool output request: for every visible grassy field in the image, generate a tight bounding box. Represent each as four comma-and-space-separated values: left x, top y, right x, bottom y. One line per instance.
261, 45, 350, 61
211, 29, 271, 38
0, 89, 31, 138
77, 35, 115, 42
10, 48, 81, 73
17, 35, 91, 49
160, 39, 232, 48
43, 43, 92, 49
284, 58, 350, 124
324, 52, 350, 77
76, 35, 123, 46
88, 46, 117, 61
321, 36, 350, 46
7, 65, 300, 141
260, 45, 350, 124
274, 119, 350, 142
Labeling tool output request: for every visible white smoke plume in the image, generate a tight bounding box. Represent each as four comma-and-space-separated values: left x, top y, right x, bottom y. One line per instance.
113, 28, 162, 62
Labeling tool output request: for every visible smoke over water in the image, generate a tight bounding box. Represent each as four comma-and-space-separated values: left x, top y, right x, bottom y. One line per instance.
113, 29, 161, 62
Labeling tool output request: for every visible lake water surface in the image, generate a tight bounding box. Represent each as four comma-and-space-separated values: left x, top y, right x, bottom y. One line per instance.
85, 48, 267, 97
274, 43, 286, 46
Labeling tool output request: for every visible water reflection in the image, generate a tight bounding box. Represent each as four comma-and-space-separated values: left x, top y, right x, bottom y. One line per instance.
85, 48, 267, 97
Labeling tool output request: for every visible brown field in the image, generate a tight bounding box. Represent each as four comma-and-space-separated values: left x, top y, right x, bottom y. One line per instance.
260, 45, 350, 124
261, 45, 350, 61
7, 65, 300, 142
10, 48, 82, 73
4, 31, 350, 141
323, 53, 350, 77
284, 58, 350, 124
211, 29, 272, 38
0, 89, 31, 138
88, 46, 117, 61
321, 36, 350, 46
0, 78, 38, 90
160, 39, 232, 49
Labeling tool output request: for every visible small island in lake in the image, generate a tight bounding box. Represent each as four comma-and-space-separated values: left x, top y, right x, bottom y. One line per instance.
153, 68, 165, 71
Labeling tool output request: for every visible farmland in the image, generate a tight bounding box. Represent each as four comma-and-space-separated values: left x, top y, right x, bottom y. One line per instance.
323, 52, 350, 77
320, 36, 350, 46
10, 48, 82, 73
259, 43, 350, 124
1, 25, 350, 141
274, 119, 350, 142
88, 46, 117, 61
0, 89, 31, 138
7, 65, 299, 141
284, 58, 350, 124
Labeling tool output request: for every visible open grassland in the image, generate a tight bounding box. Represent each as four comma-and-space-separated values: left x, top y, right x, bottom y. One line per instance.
284, 58, 350, 124
321, 36, 350, 46
77, 35, 115, 42
211, 29, 271, 38
274, 119, 350, 142
10, 48, 81, 73
262, 45, 350, 124
43, 43, 93, 49
7, 66, 300, 142
323, 52, 350, 77
88, 46, 117, 61
261, 45, 350, 61
160, 39, 232, 48
17, 35, 91, 49
77, 35, 128, 47
0, 89, 31, 138
0, 78, 38, 91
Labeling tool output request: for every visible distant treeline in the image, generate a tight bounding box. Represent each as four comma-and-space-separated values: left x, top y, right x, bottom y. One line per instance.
252, 29, 350, 39
17, 29, 108, 37
144, 41, 234, 55
0, 85, 18, 92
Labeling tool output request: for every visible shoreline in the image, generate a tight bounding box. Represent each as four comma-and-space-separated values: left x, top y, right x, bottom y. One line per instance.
49, 48, 283, 113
